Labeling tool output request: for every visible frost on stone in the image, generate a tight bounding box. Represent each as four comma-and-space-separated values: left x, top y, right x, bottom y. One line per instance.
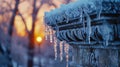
56, 26, 59, 38
44, 0, 104, 44
62, 30, 69, 41
43, 0, 114, 66
95, 0, 103, 19
97, 21, 113, 46
44, 0, 99, 25
69, 29, 77, 41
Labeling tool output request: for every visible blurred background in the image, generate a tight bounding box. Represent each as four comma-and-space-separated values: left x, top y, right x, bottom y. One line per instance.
0, 0, 76, 67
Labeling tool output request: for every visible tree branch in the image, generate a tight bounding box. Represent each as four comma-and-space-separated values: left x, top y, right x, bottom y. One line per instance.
2, 0, 12, 10
31, 0, 37, 33
19, 13, 30, 34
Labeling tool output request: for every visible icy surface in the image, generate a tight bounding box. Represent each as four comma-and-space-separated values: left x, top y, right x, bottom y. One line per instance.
43, 0, 119, 66
44, 0, 97, 25
44, 0, 103, 44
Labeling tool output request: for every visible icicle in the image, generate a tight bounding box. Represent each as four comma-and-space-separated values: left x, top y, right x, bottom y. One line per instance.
102, 22, 110, 46
80, 8, 83, 23
83, 18, 86, 34
72, 55, 74, 62
66, 62, 68, 67
54, 36, 58, 60
64, 43, 69, 67
87, 16, 91, 44
96, 0, 102, 19
45, 24, 48, 40
66, 17, 69, 23
60, 41, 63, 61
47, 26, 50, 36
105, 40, 108, 46
56, 26, 59, 38
84, 9, 91, 44
50, 27, 53, 43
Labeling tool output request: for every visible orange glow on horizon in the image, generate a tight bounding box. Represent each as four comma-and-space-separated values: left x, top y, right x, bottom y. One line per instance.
11, 0, 76, 37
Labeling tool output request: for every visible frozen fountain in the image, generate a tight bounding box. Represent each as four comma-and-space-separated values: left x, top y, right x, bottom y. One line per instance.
44, 0, 120, 67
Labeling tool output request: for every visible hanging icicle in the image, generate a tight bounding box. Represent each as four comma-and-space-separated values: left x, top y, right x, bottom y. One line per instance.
60, 41, 63, 61
66, 18, 69, 23
64, 43, 70, 67
49, 27, 53, 43
96, 0, 103, 19
84, 9, 91, 44
47, 26, 50, 37
80, 8, 83, 23
45, 24, 48, 40
54, 36, 58, 60
56, 25, 60, 39
82, 12, 86, 32
100, 22, 111, 46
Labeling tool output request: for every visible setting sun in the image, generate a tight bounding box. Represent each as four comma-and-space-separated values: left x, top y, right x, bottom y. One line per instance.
36, 36, 42, 43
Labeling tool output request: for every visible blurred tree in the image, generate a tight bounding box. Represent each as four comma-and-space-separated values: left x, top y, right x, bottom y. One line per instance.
18, 0, 41, 67
6, 0, 20, 67
0, 0, 20, 67
18, 0, 58, 67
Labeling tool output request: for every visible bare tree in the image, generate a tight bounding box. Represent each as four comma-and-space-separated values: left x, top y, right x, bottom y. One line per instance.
18, 0, 72, 67
0, 0, 20, 66
18, 0, 57, 67
19, 0, 41, 66
7, 0, 20, 67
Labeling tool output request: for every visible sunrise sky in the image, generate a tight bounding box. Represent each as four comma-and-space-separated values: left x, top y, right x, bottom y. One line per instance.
0, 0, 76, 38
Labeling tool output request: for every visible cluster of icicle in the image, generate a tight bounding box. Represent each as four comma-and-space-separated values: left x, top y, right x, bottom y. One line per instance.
44, 0, 116, 66
45, 25, 70, 67
44, 0, 100, 44
44, 0, 112, 46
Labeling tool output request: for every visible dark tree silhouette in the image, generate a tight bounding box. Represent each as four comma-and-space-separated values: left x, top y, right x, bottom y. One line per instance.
18, 0, 58, 66
18, 0, 72, 67
19, 0, 41, 67
7, 0, 20, 67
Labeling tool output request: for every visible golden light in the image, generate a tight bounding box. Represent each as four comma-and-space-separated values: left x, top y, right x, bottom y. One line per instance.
36, 36, 42, 43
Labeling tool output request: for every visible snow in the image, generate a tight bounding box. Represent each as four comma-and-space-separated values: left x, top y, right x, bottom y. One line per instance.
43, 0, 117, 66
44, 0, 102, 45
44, 0, 97, 25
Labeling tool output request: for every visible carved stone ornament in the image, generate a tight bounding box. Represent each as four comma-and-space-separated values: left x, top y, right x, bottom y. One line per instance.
44, 0, 120, 67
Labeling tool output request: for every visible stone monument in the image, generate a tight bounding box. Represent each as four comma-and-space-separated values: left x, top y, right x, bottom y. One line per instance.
44, 0, 120, 67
